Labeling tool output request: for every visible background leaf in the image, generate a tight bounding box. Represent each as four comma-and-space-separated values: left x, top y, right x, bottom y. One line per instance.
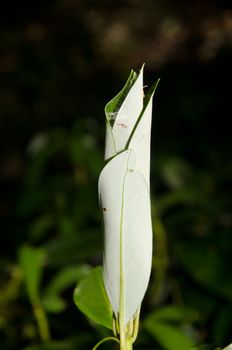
144, 306, 196, 350
42, 265, 89, 313
175, 240, 232, 301
44, 265, 89, 295
42, 295, 66, 313
19, 245, 45, 301
145, 322, 194, 350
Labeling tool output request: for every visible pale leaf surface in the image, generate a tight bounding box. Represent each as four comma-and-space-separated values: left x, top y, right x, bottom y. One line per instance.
99, 149, 152, 325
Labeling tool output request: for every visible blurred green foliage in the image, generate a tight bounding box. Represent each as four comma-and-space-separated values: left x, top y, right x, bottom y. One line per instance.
0, 0, 232, 349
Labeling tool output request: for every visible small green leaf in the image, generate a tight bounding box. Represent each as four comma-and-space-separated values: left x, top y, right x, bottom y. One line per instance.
73, 266, 113, 329
105, 69, 138, 126
19, 245, 44, 301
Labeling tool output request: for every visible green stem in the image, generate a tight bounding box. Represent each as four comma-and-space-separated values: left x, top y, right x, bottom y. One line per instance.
92, 336, 119, 350
32, 297, 50, 342
125, 339, 133, 350
119, 309, 140, 350
119, 336, 133, 350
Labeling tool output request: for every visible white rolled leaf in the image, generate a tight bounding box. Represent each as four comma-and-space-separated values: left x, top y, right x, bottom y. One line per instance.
128, 88, 154, 188
99, 149, 152, 325
224, 345, 232, 350
99, 66, 159, 326
104, 67, 143, 160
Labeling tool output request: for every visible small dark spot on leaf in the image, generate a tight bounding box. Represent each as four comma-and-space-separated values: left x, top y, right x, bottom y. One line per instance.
117, 123, 127, 129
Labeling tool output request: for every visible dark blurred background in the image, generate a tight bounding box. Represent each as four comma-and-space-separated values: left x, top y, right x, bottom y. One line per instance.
0, 1, 232, 349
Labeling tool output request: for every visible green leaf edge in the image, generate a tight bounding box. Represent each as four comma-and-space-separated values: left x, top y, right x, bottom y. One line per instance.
105, 69, 138, 125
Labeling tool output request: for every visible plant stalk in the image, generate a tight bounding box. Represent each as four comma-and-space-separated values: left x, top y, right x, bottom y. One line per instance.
125, 339, 133, 350
32, 297, 50, 342
120, 335, 133, 350
119, 308, 140, 349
